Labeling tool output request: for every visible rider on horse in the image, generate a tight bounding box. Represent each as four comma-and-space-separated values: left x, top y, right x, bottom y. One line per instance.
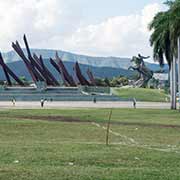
129, 54, 153, 87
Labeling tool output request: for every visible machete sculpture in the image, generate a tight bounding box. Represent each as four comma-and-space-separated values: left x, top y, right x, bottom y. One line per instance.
23, 35, 58, 86
74, 62, 90, 86
55, 52, 76, 86
2, 34, 99, 88
0, 52, 25, 86
38, 55, 59, 86
87, 68, 96, 86
12, 41, 44, 82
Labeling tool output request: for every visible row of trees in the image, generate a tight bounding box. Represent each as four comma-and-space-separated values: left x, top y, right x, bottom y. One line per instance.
95, 76, 129, 87
149, 0, 180, 109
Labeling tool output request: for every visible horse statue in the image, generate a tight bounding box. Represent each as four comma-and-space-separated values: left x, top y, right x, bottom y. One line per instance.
128, 54, 153, 87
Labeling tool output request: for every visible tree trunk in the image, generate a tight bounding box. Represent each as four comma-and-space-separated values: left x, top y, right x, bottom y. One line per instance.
173, 56, 177, 109
170, 56, 177, 110
178, 37, 180, 110
170, 60, 174, 109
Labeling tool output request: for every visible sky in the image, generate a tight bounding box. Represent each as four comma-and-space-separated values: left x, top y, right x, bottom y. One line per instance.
0, 0, 166, 61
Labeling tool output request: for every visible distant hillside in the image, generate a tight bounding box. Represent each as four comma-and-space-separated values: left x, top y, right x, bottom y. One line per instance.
2, 49, 168, 71
0, 59, 135, 81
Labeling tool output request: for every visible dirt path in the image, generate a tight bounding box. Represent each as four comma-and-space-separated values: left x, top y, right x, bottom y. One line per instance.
2, 115, 180, 129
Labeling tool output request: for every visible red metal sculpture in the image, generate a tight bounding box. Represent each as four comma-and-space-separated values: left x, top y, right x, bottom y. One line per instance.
74, 62, 90, 86
87, 68, 96, 86
0, 52, 24, 86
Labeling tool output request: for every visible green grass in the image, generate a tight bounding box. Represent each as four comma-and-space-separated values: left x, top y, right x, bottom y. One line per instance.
0, 109, 180, 179
112, 87, 169, 102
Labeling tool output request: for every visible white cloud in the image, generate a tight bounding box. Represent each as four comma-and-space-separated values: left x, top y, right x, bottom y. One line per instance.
0, 1, 162, 61
0, 0, 83, 51
65, 3, 162, 59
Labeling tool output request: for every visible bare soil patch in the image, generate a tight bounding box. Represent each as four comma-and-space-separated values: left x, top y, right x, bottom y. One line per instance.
1, 115, 180, 129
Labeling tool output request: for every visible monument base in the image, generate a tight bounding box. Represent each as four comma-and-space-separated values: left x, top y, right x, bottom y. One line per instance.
0, 86, 123, 101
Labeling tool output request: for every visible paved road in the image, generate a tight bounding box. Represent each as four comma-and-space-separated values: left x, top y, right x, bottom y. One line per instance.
0, 101, 173, 109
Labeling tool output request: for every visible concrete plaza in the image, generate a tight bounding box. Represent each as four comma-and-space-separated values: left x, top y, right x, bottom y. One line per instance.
0, 101, 171, 109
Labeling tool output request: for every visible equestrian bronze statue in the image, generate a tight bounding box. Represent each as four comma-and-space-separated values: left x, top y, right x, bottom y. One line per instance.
128, 54, 153, 87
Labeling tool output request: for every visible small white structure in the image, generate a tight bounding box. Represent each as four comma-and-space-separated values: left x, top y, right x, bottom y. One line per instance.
153, 73, 169, 89
153, 73, 169, 81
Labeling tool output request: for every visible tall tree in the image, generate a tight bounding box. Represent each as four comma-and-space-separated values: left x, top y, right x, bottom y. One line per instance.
149, 0, 180, 109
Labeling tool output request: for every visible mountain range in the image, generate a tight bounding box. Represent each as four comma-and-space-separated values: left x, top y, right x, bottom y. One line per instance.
0, 49, 168, 81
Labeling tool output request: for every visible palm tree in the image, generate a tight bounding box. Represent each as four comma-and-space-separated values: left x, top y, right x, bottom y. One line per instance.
149, 11, 172, 66
170, 0, 180, 110
149, 0, 180, 109
168, 0, 180, 56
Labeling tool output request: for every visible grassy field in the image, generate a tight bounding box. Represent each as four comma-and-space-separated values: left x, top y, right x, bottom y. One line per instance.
112, 87, 169, 102
0, 109, 180, 180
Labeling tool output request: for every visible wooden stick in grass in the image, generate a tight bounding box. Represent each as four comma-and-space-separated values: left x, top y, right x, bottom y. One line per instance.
106, 109, 113, 146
